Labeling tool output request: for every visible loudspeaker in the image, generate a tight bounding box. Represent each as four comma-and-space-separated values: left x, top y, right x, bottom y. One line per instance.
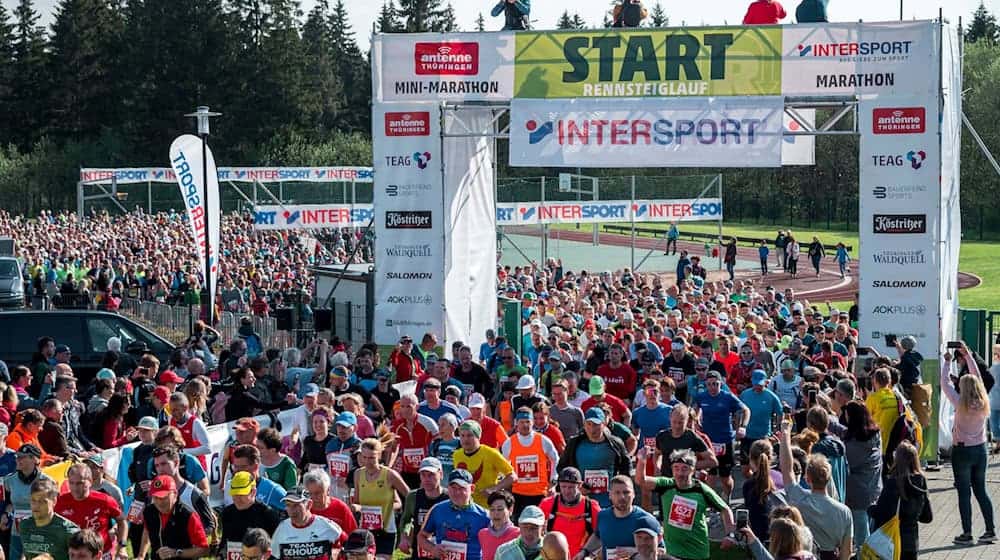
274, 307, 294, 331
314, 309, 333, 332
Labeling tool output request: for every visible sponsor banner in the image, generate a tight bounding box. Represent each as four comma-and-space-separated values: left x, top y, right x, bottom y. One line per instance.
509, 97, 784, 168
80, 167, 375, 184
169, 135, 221, 310
373, 102, 445, 344
782, 22, 938, 96
782, 109, 816, 166
252, 204, 374, 230
496, 198, 723, 225
374, 33, 516, 102
858, 96, 940, 351
513, 27, 783, 98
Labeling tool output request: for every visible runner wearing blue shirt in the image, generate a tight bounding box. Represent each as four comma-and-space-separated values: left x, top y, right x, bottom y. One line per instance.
578, 476, 659, 560
739, 370, 783, 465
631, 379, 673, 512
419, 469, 491, 560
693, 371, 749, 502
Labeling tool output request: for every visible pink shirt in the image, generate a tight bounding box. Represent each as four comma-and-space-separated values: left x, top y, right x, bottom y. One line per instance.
942, 357, 989, 446
478, 524, 520, 560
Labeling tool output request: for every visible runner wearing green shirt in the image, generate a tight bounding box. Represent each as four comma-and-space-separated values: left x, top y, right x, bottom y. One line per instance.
636, 448, 736, 560
20, 477, 80, 560
258, 428, 299, 490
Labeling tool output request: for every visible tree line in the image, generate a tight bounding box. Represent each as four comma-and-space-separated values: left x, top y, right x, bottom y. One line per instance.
1, 0, 999, 237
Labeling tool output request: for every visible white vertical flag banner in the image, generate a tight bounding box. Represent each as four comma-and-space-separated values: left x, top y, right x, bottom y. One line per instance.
170, 134, 222, 308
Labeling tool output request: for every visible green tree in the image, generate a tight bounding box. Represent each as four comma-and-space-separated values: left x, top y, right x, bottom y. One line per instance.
329, 0, 369, 132
46, 0, 126, 140
9, 0, 47, 149
966, 2, 998, 44
571, 14, 586, 29
556, 10, 573, 29
398, 0, 446, 32
301, 1, 344, 136
377, 0, 402, 32
0, 4, 15, 137
475, 12, 485, 31
649, 2, 668, 27
438, 2, 458, 32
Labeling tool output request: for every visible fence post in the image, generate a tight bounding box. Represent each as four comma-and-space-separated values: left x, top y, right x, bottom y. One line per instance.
630, 175, 636, 270
540, 177, 547, 264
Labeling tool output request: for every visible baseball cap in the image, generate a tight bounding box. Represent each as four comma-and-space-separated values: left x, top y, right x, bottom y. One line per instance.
584, 407, 606, 424
149, 475, 177, 498
335, 412, 358, 427
282, 486, 310, 503
16, 444, 42, 459
518, 506, 546, 526
137, 416, 159, 431
331, 366, 350, 378
230, 471, 256, 496
588, 376, 605, 396
83, 454, 104, 467
467, 393, 486, 409
706, 371, 723, 381
234, 417, 260, 432
55, 344, 71, 354
695, 357, 710, 368
159, 370, 184, 384
152, 386, 171, 403
344, 530, 376, 554
780, 359, 796, 371
448, 469, 474, 488
633, 514, 661, 537
303, 383, 320, 397
458, 420, 482, 438
423, 379, 442, 389
558, 467, 582, 483
96, 368, 116, 381
752, 369, 768, 386
419, 457, 443, 472
516, 375, 535, 390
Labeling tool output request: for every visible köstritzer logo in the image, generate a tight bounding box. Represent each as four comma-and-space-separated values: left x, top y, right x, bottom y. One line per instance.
386, 211, 432, 229
414, 42, 479, 75
907, 150, 926, 169
414, 152, 432, 170
385, 112, 431, 137
873, 108, 926, 134
526, 120, 554, 144
873, 214, 926, 234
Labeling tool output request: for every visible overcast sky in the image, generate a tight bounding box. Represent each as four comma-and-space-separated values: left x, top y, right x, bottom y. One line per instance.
6, 0, 996, 50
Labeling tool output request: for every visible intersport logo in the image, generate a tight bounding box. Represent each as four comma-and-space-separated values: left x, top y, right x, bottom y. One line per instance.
385, 112, 430, 137
523, 117, 765, 146
872, 280, 927, 288
414, 42, 479, 75
873, 214, 926, 234
873, 108, 925, 134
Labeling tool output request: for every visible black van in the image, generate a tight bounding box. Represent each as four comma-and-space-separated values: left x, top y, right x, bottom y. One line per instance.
0, 311, 175, 382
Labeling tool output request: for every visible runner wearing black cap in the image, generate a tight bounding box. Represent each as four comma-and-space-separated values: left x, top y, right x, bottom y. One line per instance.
344, 529, 377, 560
539, 468, 600, 558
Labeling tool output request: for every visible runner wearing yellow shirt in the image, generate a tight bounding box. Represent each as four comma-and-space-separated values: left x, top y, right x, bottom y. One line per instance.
865, 368, 902, 453
453, 420, 515, 508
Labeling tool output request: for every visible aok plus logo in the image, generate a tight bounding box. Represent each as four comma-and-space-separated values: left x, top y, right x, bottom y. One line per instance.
414, 42, 479, 75
873, 214, 926, 234
870, 150, 926, 170
385, 112, 430, 137
873, 108, 925, 134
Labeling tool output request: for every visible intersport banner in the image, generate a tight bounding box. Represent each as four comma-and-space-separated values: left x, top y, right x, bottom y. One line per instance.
514, 27, 783, 99
373, 103, 445, 344
80, 167, 374, 184
858, 96, 940, 353
169, 135, 221, 308
252, 204, 374, 230
509, 97, 784, 168
496, 198, 723, 225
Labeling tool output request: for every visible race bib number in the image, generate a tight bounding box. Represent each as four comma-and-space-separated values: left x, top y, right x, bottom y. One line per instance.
403, 448, 425, 470
226, 541, 242, 560
644, 437, 657, 450
327, 452, 351, 480
667, 494, 698, 531
515, 455, 540, 483
584, 469, 609, 495
669, 368, 685, 382
360, 505, 384, 531
712, 443, 726, 456
608, 547, 637, 560
439, 541, 468, 560
127, 500, 146, 524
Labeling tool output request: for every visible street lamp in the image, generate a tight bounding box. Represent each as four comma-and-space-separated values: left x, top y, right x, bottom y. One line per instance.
184, 106, 221, 325
900, 0, 903, 20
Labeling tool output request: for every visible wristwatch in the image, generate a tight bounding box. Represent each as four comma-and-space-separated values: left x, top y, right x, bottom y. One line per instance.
175, 549, 183, 558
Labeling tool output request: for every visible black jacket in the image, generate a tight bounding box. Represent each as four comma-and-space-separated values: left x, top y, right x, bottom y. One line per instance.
870, 474, 932, 553
557, 429, 631, 482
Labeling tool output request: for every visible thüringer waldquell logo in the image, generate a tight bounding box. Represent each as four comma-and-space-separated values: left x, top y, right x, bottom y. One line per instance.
526, 120, 554, 144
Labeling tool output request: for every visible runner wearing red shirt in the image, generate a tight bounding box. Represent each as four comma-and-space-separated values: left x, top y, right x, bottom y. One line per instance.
742, 0, 787, 24
580, 377, 631, 426
55, 464, 127, 557
303, 470, 358, 534
391, 394, 439, 489
539, 468, 600, 558
594, 345, 637, 405
714, 337, 740, 377
389, 336, 423, 383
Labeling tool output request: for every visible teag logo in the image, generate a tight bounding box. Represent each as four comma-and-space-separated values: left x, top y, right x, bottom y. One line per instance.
526, 120, 555, 144
413, 152, 432, 170
907, 150, 926, 169
414, 42, 479, 75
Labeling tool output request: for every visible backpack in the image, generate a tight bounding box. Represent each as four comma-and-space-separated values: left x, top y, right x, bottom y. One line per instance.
885, 392, 921, 468
614, 2, 643, 27
547, 496, 594, 537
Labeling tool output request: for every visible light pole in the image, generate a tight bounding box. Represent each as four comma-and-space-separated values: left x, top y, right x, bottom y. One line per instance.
900, 0, 903, 20
184, 106, 221, 326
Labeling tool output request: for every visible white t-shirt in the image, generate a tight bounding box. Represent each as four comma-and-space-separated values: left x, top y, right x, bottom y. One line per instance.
272, 515, 344, 560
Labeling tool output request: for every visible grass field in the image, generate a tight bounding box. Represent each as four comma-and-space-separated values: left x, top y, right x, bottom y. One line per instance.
552, 221, 998, 311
